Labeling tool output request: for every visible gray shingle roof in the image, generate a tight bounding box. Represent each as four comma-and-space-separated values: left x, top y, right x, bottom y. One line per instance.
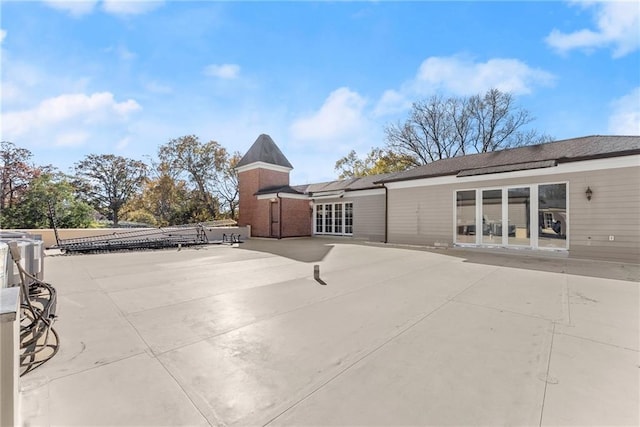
305, 172, 397, 194
255, 172, 396, 196
237, 134, 294, 169
254, 185, 305, 196
378, 135, 640, 183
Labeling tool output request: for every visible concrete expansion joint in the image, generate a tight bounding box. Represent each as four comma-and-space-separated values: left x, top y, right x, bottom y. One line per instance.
33, 350, 149, 384
264, 299, 451, 426
538, 323, 556, 426
553, 330, 639, 353
451, 299, 562, 324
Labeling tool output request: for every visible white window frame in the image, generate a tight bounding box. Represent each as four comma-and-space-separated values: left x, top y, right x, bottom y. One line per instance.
453, 181, 569, 251
313, 201, 353, 236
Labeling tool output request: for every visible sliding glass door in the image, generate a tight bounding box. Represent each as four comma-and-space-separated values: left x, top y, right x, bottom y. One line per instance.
456, 190, 476, 244
508, 187, 531, 246
482, 189, 502, 244
455, 183, 567, 250
538, 184, 567, 249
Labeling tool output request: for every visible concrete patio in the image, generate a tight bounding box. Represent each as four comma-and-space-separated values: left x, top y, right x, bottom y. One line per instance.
20, 238, 639, 426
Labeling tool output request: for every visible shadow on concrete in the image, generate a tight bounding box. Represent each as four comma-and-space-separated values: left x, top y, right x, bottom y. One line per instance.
398, 245, 640, 282
239, 237, 639, 281
238, 237, 335, 263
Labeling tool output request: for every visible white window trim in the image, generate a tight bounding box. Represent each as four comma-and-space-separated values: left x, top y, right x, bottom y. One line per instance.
313, 201, 353, 236
453, 181, 569, 251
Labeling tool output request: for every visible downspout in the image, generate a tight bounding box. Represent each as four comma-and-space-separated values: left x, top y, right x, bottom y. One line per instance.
277, 192, 282, 239
383, 184, 388, 244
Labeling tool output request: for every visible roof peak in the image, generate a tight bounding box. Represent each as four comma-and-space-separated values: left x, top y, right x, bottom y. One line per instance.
237, 134, 294, 169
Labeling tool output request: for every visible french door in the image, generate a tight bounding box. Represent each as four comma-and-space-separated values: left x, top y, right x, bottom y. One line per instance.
455, 183, 567, 250
314, 202, 353, 236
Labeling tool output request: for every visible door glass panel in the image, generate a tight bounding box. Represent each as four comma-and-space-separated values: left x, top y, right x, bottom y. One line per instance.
508, 187, 530, 246
345, 203, 353, 234
538, 183, 567, 249
315, 204, 323, 233
456, 190, 476, 244
334, 204, 343, 234
482, 189, 502, 244
325, 204, 333, 233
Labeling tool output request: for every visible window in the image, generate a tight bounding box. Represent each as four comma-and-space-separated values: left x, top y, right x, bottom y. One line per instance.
314, 202, 353, 236
315, 204, 323, 233
538, 183, 567, 249
508, 187, 530, 246
345, 203, 353, 234
325, 204, 333, 233
482, 189, 502, 244
455, 183, 568, 250
456, 190, 476, 244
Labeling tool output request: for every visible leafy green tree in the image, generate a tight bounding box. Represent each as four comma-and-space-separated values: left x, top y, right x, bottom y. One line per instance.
0, 173, 93, 229
124, 160, 192, 226
122, 209, 158, 227
335, 148, 414, 179
158, 135, 221, 219
158, 135, 241, 221
1, 141, 51, 210
74, 154, 148, 226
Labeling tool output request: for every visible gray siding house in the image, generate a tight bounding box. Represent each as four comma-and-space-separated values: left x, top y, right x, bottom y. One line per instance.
377, 135, 640, 262
237, 135, 640, 262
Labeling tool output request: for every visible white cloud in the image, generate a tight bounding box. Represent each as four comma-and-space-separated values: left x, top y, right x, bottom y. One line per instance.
1, 82, 23, 105
0, 29, 6, 44
42, 0, 162, 17
373, 55, 555, 117
3, 92, 141, 138
55, 131, 90, 147
105, 45, 136, 61
609, 87, 640, 135
413, 56, 555, 96
101, 0, 163, 16
546, 1, 640, 57
373, 89, 411, 117
290, 87, 368, 142
42, 0, 98, 17
203, 64, 241, 79
116, 136, 131, 150
144, 80, 172, 94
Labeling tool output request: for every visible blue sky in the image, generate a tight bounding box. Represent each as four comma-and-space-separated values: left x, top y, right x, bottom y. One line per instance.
1, 1, 639, 184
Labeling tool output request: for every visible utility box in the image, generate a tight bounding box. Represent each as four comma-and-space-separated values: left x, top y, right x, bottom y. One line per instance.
0, 233, 45, 286
0, 243, 8, 289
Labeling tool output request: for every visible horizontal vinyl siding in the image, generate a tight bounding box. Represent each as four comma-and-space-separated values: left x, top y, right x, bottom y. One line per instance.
353, 195, 385, 242
568, 166, 640, 262
388, 186, 452, 246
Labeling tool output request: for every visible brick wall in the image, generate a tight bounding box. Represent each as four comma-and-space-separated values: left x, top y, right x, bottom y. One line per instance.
238, 168, 289, 236
281, 198, 312, 237
238, 167, 296, 237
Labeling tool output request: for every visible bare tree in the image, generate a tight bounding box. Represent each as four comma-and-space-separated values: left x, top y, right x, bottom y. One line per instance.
384, 88, 551, 166
74, 154, 148, 226
214, 151, 241, 220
